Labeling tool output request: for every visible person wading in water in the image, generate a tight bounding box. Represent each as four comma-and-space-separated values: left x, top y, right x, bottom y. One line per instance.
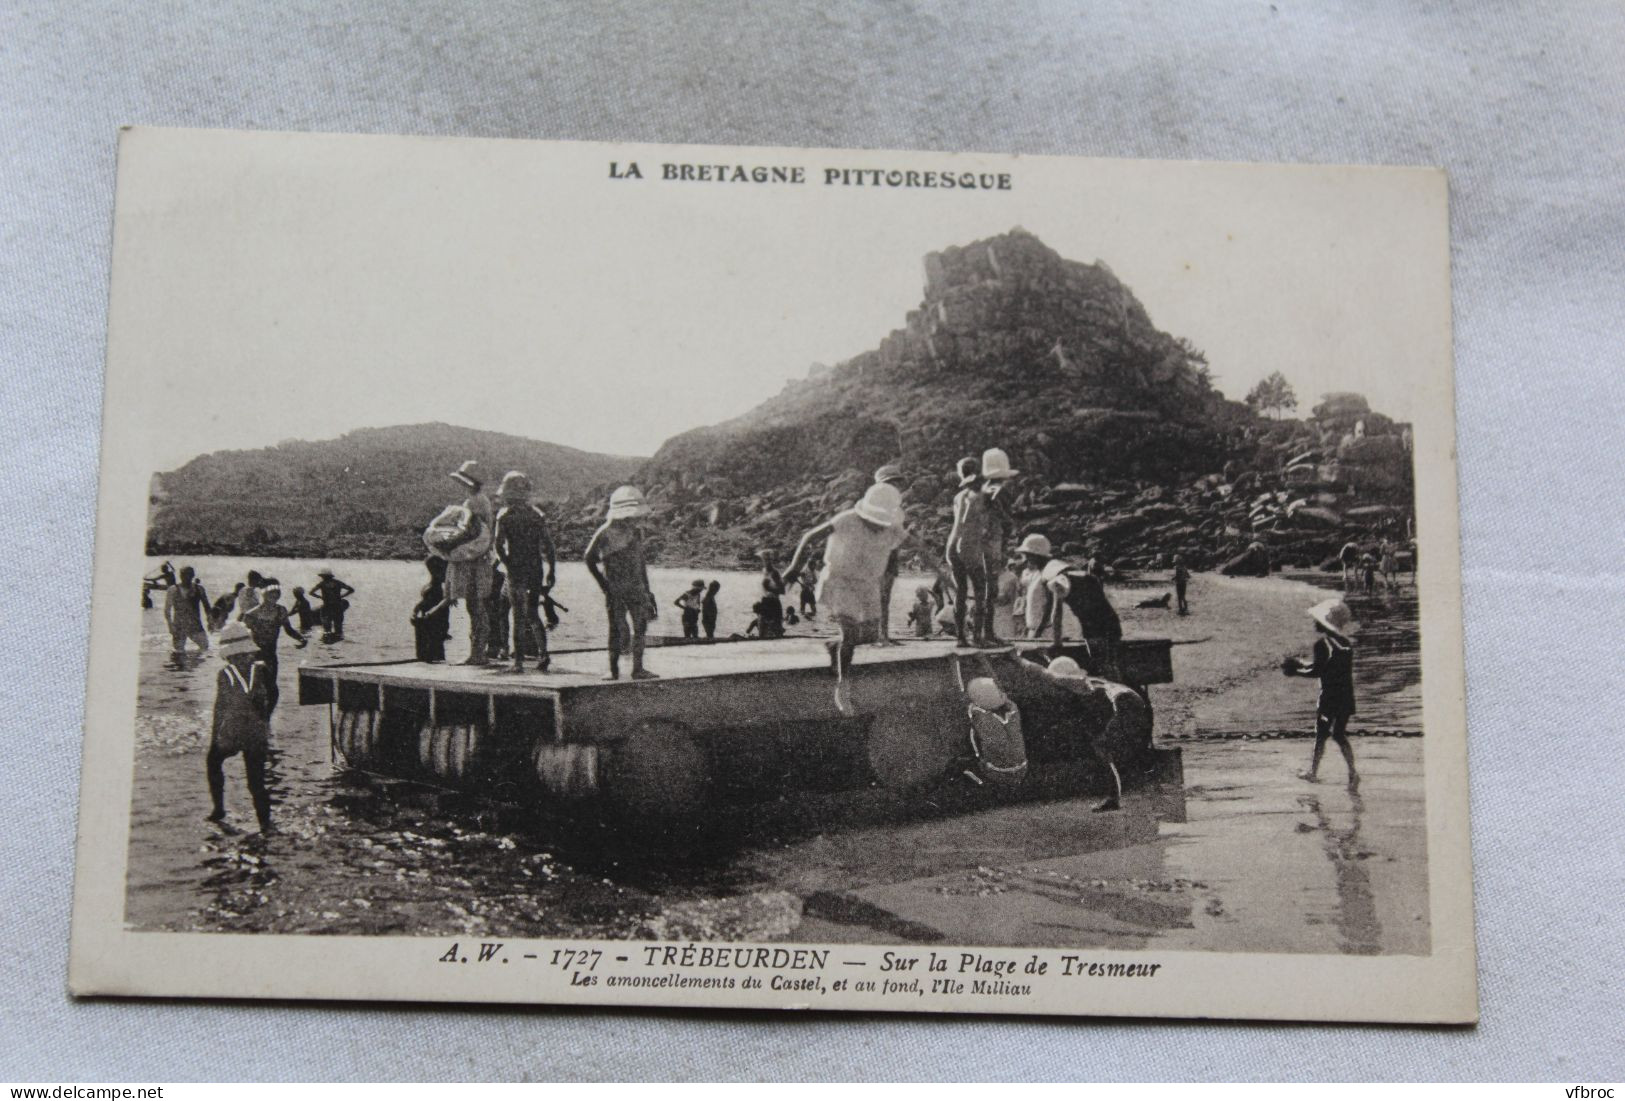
242, 577, 307, 713
163, 565, 211, 661
205, 623, 275, 834
288, 585, 320, 633
1283, 599, 1360, 789
674, 579, 705, 640
310, 567, 355, 641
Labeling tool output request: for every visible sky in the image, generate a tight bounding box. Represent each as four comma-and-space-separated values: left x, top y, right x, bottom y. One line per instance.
107, 130, 1449, 473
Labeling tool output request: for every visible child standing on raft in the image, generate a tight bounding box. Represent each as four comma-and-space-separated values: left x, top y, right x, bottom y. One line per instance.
410, 557, 452, 663
584, 486, 659, 681
946, 456, 991, 647
782, 482, 907, 714
946, 448, 1018, 647
976, 448, 1018, 644
205, 623, 275, 833
701, 580, 721, 641
1283, 599, 1360, 789
492, 471, 557, 673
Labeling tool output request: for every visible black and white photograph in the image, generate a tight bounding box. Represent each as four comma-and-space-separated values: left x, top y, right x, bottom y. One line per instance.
69, 128, 1472, 1022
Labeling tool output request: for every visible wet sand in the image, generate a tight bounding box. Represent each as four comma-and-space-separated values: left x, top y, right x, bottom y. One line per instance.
125, 559, 1427, 954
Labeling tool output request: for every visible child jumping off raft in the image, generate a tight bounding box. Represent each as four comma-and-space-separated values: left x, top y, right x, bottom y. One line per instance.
205, 622, 275, 833
782, 482, 907, 714
584, 485, 659, 681
1283, 599, 1360, 789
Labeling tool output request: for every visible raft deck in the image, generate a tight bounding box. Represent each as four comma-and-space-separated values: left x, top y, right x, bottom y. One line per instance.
298, 636, 1172, 700
297, 636, 1176, 817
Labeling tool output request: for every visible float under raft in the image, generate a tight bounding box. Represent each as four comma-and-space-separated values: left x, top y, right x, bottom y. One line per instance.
297, 637, 1179, 818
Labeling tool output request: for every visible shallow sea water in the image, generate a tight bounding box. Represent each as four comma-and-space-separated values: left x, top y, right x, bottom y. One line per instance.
126, 557, 1427, 953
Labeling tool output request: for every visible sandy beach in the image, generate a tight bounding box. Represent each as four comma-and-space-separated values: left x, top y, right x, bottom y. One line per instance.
125, 559, 1426, 955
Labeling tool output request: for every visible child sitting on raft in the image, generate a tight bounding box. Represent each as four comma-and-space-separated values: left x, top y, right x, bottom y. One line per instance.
781, 482, 907, 714
584, 485, 659, 681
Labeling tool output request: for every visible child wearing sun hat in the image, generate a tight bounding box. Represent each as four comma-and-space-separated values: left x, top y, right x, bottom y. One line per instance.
782, 482, 908, 713
584, 485, 659, 681
1282, 599, 1360, 788
205, 622, 275, 832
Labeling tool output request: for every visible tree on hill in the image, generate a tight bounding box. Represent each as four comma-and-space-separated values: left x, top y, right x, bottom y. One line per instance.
1246, 371, 1298, 419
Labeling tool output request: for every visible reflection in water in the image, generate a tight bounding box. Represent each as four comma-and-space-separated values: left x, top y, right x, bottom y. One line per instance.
1299, 792, 1382, 956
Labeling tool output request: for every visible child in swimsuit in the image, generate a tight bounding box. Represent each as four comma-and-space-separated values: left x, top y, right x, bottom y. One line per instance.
205, 623, 275, 833
782, 483, 907, 714
584, 486, 659, 680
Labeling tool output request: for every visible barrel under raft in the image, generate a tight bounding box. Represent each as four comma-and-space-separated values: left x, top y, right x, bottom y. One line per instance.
300, 639, 1177, 819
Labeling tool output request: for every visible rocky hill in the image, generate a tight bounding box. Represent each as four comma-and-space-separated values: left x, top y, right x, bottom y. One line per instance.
147, 423, 642, 559
549, 229, 1414, 571
147, 231, 1417, 572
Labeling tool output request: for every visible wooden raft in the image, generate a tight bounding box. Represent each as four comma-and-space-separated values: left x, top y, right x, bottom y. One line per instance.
297, 636, 1176, 817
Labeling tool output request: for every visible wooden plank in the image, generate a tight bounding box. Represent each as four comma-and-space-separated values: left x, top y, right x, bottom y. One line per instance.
297, 635, 1174, 703
298, 638, 970, 696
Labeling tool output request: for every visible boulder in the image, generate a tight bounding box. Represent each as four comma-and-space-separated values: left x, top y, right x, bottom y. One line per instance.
1220, 541, 1272, 577
1346, 504, 1404, 522
1338, 435, 1407, 464
1313, 392, 1371, 420
1288, 506, 1342, 528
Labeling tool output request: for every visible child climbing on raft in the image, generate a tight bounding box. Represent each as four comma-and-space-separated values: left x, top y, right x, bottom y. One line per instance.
781, 481, 907, 714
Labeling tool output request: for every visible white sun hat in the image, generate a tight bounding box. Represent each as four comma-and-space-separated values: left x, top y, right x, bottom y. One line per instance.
964, 676, 1009, 710
1046, 656, 1086, 678
981, 447, 1018, 480
1016, 533, 1052, 557
607, 485, 650, 519
1308, 599, 1356, 639
854, 482, 903, 527
217, 621, 259, 658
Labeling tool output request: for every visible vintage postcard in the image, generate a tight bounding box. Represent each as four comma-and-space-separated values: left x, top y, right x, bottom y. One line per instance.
69, 127, 1475, 1022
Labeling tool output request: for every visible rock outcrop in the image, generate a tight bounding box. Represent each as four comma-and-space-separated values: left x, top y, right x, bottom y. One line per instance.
556, 229, 1414, 571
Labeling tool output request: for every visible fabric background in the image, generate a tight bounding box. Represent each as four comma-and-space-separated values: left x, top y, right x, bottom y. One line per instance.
2, 0, 1621, 1081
